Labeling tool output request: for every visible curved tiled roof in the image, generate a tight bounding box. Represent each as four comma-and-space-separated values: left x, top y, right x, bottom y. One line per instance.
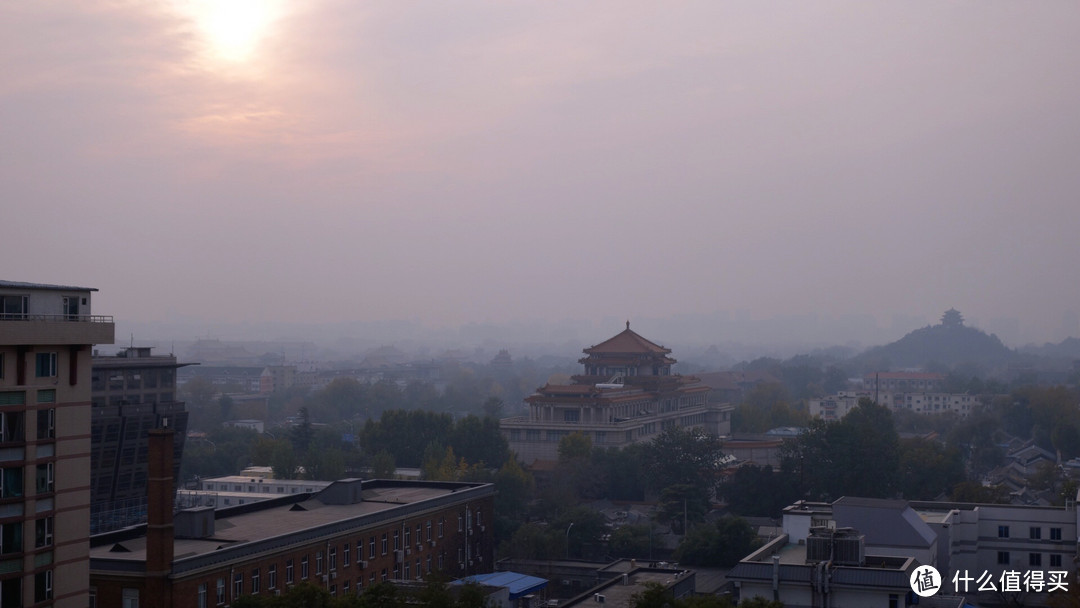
583, 323, 671, 355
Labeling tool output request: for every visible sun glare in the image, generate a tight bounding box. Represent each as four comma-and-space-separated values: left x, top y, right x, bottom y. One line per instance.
179, 0, 284, 64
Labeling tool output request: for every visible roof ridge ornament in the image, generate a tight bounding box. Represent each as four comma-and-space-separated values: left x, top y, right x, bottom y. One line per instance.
626, 320, 630, 330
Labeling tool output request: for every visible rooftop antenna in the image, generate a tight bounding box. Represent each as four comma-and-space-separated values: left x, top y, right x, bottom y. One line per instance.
130, 333, 134, 348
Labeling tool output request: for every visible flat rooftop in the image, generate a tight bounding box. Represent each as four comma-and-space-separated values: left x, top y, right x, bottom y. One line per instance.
91, 480, 493, 574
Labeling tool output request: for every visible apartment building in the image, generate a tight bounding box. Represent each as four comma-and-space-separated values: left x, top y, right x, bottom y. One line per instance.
0, 280, 115, 607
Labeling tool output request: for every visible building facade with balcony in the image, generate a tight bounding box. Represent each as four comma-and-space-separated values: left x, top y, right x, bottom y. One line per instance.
0, 280, 115, 608
500, 324, 728, 464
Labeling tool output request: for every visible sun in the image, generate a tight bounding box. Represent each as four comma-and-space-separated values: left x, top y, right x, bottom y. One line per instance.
178, 0, 285, 64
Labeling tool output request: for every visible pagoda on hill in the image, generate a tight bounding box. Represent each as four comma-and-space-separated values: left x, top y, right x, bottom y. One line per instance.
500, 323, 732, 465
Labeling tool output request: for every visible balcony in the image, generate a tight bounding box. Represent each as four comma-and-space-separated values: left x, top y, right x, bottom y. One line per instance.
0, 314, 115, 346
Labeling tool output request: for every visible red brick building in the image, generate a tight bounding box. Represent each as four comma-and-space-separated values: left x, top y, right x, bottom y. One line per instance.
89, 431, 494, 607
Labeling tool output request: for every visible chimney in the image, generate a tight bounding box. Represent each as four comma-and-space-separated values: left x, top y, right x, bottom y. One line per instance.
146, 427, 175, 606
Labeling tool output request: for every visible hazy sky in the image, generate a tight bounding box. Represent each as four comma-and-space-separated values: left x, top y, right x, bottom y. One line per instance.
4, 2, 1079, 343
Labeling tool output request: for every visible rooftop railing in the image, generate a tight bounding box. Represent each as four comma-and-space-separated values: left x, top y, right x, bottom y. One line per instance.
0, 313, 114, 323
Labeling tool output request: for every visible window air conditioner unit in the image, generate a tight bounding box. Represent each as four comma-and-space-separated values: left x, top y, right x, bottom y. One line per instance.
429, 540, 436, 547
359, 560, 367, 568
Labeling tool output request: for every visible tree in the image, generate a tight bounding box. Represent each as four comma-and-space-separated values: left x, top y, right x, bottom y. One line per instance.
371, 450, 396, 478
551, 506, 607, 559
657, 484, 709, 534
674, 516, 759, 567
781, 399, 899, 500
609, 523, 652, 558
481, 397, 504, 419
270, 441, 299, 479
644, 427, 725, 492
950, 481, 1010, 504
292, 407, 313, 454
897, 438, 964, 500
719, 464, 800, 517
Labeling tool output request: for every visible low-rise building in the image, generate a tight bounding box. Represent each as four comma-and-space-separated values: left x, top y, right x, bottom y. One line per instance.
90, 430, 496, 608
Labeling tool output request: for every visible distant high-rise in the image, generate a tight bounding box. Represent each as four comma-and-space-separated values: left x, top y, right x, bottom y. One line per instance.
0, 280, 115, 608
90, 347, 191, 533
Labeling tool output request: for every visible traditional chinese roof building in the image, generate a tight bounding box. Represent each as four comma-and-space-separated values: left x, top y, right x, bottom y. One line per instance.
500, 323, 731, 464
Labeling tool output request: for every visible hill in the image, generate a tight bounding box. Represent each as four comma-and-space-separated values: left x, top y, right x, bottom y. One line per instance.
855, 309, 1016, 371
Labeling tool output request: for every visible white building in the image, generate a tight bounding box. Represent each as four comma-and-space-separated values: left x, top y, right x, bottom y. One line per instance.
809, 391, 981, 420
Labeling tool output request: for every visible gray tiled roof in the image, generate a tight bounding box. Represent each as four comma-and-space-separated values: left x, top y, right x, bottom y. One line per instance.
833, 496, 937, 548
0, 280, 98, 291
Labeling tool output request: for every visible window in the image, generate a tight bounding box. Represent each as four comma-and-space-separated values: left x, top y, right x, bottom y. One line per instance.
888, 594, 899, 608
563, 410, 579, 422
1030, 553, 1042, 567
416, 525, 421, 546
394, 530, 400, 550
35, 353, 57, 378
302, 555, 309, 579
216, 578, 225, 605
36, 462, 54, 494
1, 521, 22, 554
268, 564, 277, 590
198, 583, 207, 608
251, 568, 260, 594
381, 533, 388, 555
1052, 554, 1063, 568
369, 536, 376, 559
36, 409, 54, 440
997, 551, 1010, 565
438, 518, 444, 538
998, 526, 1010, 538
317, 550, 324, 574
426, 520, 432, 541
381, 568, 387, 582
1030, 527, 1042, 540
34, 570, 52, 603
344, 543, 350, 567
123, 587, 139, 608
1051, 527, 1062, 540
233, 571, 243, 598
286, 560, 294, 584
330, 547, 337, 571
1, 467, 23, 498
0, 411, 25, 443
404, 562, 410, 579
0, 295, 27, 320
458, 514, 463, 532
404, 527, 411, 547
344, 580, 350, 595
90, 586, 97, 608
35, 516, 53, 548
